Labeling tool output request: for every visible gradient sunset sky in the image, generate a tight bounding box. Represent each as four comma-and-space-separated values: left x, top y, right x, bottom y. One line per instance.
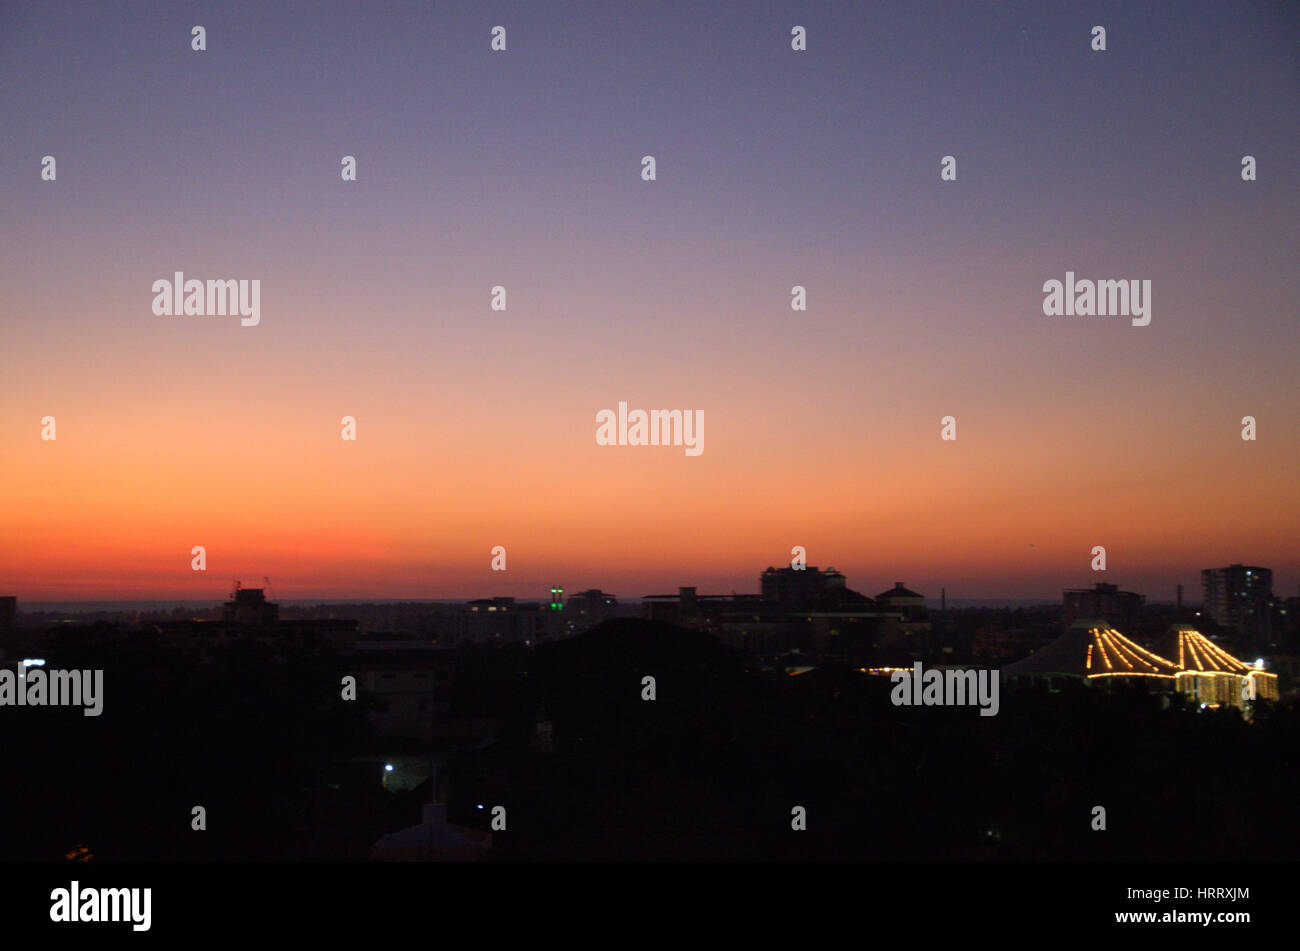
2, 1, 1296, 602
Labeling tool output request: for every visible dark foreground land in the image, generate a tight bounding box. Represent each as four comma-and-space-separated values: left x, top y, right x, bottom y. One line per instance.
2, 617, 1296, 861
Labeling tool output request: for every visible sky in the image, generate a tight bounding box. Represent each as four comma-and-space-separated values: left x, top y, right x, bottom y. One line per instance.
1, 0, 1296, 602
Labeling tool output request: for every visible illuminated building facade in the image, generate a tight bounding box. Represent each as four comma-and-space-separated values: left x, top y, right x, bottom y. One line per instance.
1004, 618, 1179, 685
1158, 625, 1279, 710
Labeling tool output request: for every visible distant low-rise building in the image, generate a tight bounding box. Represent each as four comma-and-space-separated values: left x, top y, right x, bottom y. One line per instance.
564, 589, 622, 634
644, 570, 931, 664
1062, 583, 1144, 632
874, 582, 925, 620
458, 597, 562, 644
155, 585, 358, 649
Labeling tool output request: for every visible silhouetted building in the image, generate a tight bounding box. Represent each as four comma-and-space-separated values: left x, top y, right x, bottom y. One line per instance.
1062, 582, 1143, 632
874, 582, 927, 622
647, 569, 925, 662
459, 598, 563, 644
762, 565, 825, 607
222, 586, 278, 626
643, 587, 761, 632
1202, 564, 1275, 648
158, 585, 358, 648
760, 566, 871, 610
564, 589, 621, 634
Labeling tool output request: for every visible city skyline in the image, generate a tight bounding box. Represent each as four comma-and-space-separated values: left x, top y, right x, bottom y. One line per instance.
0, 0, 1296, 919
2, 558, 1292, 607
